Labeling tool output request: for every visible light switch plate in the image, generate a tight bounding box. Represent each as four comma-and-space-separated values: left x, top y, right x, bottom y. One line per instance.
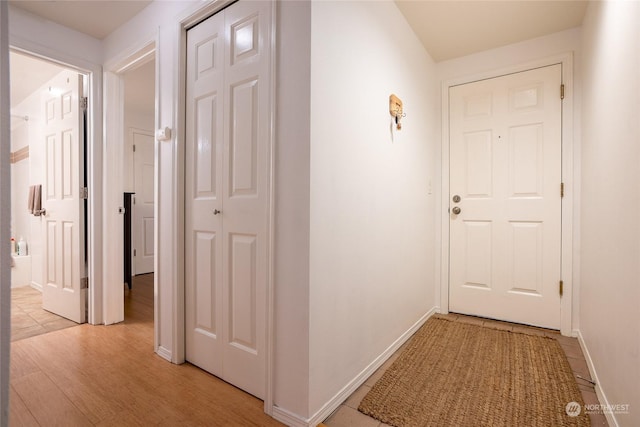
156, 127, 172, 141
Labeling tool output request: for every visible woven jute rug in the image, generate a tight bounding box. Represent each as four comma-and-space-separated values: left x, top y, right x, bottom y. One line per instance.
358, 317, 590, 427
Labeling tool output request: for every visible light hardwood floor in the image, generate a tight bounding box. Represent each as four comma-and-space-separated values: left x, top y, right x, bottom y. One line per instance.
10, 274, 283, 426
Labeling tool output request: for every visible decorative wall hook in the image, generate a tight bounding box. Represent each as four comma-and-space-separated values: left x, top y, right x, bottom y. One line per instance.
389, 94, 403, 130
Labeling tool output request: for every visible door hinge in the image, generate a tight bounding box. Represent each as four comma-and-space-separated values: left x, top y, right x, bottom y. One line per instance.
80, 97, 88, 111
80, 187, 88, 199
560, 84, 565, 100
81, 277, 89, 289
560, 182, 565, 198
133, 144, 136, 152
134, 249, 137, 257
559, 280, 564, 297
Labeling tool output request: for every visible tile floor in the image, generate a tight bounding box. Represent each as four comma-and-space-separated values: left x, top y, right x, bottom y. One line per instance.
10, 286, 78, 341
324, 313, 609, 427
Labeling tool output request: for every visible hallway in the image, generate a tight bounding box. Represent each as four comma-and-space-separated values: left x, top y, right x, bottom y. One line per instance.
9, 275, 282, 426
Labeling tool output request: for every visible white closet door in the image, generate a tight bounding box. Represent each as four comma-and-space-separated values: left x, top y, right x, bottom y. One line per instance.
185, 0, 271, 399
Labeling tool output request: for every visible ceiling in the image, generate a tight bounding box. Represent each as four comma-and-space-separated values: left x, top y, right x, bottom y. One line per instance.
10, 50, 155, 118
7, 0, 589, 62
396, 0, 589, 62
8, 0, 152, 40
10, 50, 66, 108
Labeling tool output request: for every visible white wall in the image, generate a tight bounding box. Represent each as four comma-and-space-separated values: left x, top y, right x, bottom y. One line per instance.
10, 119, 30, 251
580, 1, 640, 425
272, 1, 312, 419
10, 119, 32, 289
308, 0, 437, 417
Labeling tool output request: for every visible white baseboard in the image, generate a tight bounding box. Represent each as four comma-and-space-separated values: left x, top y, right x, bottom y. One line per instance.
272, 406, 310, 427
304, 307, 437, 427
156, 345, 172, 362
576, 330, 619, 427
30, 281, 42, 292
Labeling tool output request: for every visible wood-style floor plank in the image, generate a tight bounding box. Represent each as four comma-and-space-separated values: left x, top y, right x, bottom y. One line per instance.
9, 387, 38, 427
11, 371, 93, 426
10, 274, 283, 426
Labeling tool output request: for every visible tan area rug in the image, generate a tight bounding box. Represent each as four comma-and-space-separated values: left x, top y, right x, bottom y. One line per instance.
358, 317, 590, 427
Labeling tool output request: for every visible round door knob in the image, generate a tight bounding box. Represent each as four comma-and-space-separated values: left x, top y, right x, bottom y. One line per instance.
452, 206, 461, 215
213, 209, 221, 215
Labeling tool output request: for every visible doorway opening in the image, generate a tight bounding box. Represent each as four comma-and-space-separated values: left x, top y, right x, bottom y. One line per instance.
121, 56, 156, 324
9, 49, 88, 339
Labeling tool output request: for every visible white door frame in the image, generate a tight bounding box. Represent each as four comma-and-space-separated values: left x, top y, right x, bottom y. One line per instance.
103, 41, 156, 327
175, 0, 276, 414
0, 5, 10, 424
8, 39, 104, 325
439, 53, 575, 336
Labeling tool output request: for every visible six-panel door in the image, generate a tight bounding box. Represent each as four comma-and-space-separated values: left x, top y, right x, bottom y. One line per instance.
42, 70, 86, 323
449, 65, 562, 330
132, 129, 155, 275
185, 1, 271, 399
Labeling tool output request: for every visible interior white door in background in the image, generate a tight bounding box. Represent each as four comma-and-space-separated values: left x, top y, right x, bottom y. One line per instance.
449, 64, 562, 330
185, 1, 271, 399
42, 70, 87, 323
132, 129, 155, 275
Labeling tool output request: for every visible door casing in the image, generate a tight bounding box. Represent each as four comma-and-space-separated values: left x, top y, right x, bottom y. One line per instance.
439, 54, 575, 336
103, 42, 156, 326
8, 43, 103, 326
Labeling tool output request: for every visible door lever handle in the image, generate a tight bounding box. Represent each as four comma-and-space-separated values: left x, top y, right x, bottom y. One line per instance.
213, 209, 221, 215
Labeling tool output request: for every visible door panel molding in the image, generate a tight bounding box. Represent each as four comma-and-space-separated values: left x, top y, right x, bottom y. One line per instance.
183, 0, 275, 409
41, 70, 86, 323
439, 53, 575, 336
132, 127, 155, 275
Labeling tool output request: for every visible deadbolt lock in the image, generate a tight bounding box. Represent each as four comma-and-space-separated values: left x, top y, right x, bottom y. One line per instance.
452, 195, 461, 203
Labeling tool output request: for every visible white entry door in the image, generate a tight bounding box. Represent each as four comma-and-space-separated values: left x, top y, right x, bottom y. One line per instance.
185, 1, 271, 399
449, 65, 562, 329
132, 129, 155, 275
42, 70, 86, 323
